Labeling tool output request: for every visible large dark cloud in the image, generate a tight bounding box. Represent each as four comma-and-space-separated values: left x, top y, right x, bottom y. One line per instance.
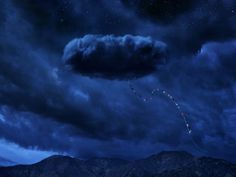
63, 35, 167, 79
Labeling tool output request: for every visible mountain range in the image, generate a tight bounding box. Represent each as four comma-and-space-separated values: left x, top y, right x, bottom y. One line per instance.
0, 151, 235, 177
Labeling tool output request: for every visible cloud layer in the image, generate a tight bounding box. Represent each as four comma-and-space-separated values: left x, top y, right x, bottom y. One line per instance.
63, 35, 167, 80
0, 0, 236, 163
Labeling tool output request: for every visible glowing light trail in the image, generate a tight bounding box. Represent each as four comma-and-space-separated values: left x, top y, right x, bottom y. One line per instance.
129, 82, 192, 134
128, 81, 207, 153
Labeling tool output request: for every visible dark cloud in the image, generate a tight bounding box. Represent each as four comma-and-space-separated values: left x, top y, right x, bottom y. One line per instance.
63, 35, 167, 80
122, 0, 196, 23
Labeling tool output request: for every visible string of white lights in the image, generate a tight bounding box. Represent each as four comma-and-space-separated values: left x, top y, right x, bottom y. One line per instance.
128, 81, 207, 154
129, 82, 192, 134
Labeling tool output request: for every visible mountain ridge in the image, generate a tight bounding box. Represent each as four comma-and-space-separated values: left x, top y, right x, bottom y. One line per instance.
0, 151, 235, 177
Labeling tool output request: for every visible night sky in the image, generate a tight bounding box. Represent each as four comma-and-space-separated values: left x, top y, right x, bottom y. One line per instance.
0, 0, 236, 164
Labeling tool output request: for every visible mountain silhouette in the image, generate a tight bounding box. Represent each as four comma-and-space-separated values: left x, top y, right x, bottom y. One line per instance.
0, 151, 235, 177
